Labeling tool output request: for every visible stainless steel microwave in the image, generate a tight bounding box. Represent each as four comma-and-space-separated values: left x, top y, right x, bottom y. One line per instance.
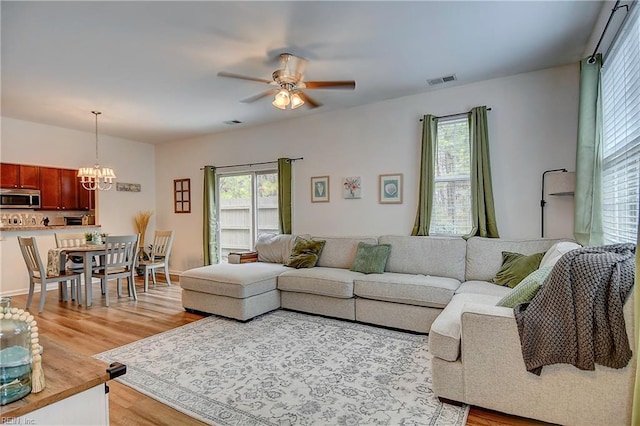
0, 188, 41, 209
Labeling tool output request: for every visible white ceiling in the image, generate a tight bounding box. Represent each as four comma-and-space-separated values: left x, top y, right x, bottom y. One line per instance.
1, 1, 603, 145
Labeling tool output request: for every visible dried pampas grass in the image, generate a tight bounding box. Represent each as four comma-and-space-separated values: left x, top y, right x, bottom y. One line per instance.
134, 210, 153, 248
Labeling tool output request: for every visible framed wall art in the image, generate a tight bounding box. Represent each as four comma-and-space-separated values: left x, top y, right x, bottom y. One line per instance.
311, 176, 330, 203
174, 178, 191, 213
343, 176, 362, 199
379, 174, 403, 204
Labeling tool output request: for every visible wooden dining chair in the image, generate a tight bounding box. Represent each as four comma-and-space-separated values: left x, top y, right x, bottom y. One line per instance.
17, 236, 82, 313
138, 230, 174, 292
93, 234, 139, 307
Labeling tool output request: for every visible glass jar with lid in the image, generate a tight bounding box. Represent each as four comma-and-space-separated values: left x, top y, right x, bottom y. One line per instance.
0, 297, 32, 405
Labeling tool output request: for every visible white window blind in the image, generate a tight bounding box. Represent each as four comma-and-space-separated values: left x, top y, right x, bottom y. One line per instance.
430, 117, 472, 235
601, 4, 640, 244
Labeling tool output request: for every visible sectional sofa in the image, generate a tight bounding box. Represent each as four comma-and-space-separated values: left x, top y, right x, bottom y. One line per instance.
179, 234, 636, 425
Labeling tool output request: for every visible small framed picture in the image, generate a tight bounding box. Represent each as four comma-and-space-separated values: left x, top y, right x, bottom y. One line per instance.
311, 176, 330, 203
379, 174, 403, 204
343, 176, 362, 199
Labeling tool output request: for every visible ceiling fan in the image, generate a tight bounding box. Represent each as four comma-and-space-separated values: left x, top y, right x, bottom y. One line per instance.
217, 53, 356, 110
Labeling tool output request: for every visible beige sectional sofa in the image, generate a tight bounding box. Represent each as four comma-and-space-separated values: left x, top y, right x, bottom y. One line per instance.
179, 234, 636, 425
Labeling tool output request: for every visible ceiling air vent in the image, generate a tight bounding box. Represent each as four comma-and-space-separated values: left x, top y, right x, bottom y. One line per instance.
223, 120, 243, 125
427, 74, 457, 86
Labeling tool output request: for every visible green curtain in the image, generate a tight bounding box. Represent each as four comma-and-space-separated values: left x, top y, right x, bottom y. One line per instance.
411, 115, 437, 236
574, 54, 604, 246
466, 106, 499, 238
203, 166, 219, 265
278, 158, 292, 234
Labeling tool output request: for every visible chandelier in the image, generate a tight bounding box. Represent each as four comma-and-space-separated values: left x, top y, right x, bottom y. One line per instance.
78, 111, 116, 191
272, 84, 304, 110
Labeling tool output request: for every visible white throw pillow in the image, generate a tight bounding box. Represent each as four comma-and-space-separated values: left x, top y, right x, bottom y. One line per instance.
539, 241, 582, 268
255, 233, 307, 264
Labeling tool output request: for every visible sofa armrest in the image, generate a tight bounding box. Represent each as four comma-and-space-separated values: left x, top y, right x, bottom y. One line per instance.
458, 303, 635, 425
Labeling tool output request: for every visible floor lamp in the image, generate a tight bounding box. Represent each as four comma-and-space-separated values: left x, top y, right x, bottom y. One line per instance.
541, 168, 574, 238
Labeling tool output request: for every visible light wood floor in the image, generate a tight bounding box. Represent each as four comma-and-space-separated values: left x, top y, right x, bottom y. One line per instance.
7, 278, 549, 426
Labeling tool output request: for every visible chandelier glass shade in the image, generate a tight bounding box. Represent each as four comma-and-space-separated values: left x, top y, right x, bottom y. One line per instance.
78, 111, 116, 191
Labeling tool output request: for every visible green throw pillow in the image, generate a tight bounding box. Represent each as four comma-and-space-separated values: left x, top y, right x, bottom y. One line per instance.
284, 238, 326, 269
492, 251, 544, 288
350, 242, 391, 274
496, 266, 553, 308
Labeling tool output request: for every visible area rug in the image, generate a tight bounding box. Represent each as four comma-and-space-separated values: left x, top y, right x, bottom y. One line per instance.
95, 310, 468, 425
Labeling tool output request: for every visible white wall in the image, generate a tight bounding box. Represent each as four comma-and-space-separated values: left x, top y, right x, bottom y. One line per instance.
156, 64, 579, 274
0, 118, 156, 294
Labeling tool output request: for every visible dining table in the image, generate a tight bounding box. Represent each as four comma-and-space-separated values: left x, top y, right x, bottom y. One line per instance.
62, 244, 106, 307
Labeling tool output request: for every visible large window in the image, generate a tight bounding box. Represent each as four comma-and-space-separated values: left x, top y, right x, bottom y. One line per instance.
429, 117, 472, 235
217, 171, 278, 262
601, 4, 640, 244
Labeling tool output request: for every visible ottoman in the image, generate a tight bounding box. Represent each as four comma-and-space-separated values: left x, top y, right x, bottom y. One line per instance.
180, 262, 288, 320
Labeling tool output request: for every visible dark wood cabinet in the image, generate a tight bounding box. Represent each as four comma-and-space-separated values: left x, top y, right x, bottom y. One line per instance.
1, 163, 39, 189
77, 180, 96, 210
39, 167, 62, 210
60, 169, 78, 210
2, 163, 94, 211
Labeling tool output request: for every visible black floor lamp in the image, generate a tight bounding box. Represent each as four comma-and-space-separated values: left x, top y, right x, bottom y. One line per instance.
541, 168, 568, 238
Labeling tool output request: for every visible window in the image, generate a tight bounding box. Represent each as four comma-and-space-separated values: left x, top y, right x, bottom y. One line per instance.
601, 5, 640, 244
217, 171, 278, 262
430, 117, 472, 235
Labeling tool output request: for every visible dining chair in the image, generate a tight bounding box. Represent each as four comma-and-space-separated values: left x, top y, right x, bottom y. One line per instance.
93, 234, 139, 307
138, 230, 174, 292
55, 231, 102, 298
17, 236, 82, 313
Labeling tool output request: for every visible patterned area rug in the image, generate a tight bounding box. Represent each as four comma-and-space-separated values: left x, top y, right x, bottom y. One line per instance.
95, 310, 468, 425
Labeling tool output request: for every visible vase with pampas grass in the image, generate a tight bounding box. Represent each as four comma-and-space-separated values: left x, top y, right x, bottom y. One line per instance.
133, 210, 153, 254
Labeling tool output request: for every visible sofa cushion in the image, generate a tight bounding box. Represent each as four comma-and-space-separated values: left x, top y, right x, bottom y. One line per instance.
455, 280, 512, 297
350, 242, 391, 274
497, 266, 553, 308
491, 251, 544, 288
278, 267, 361, 298
255, 233, 308, 264
429, 293, 504, 361
465, 237, 562, 282
314, 236, 378, 269
180, 263, 289, 299
378, 235, 466, 281
354, 272, 460, 308
284, 238, 326, 268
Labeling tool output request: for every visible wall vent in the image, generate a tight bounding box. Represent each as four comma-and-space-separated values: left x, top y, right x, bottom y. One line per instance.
427, 74, 457, 86
223, 120, 243, 125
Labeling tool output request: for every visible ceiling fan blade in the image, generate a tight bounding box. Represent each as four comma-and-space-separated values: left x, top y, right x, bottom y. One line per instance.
298, 91, 322, 109
217, 71, 272, 84
240, 89, 279, 103
304, 80, 356, 90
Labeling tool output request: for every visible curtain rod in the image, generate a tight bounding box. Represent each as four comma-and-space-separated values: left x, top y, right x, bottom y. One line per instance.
200, 157, 303, 170
419, 107, 492, 122
588, 1, 628, 64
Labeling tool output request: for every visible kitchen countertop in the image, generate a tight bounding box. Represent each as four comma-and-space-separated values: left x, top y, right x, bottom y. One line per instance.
0, 334, 111, 420
0, 225, 101, 232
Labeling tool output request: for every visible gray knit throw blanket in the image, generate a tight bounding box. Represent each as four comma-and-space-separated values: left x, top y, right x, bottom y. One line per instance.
514, 243, 635, 376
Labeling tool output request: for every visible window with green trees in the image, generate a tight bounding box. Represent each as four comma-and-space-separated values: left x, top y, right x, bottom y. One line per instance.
430, 117, 472, 235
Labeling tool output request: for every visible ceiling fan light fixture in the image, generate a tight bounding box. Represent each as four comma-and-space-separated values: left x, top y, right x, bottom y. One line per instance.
272, 89, 290, 109
290, 92, 304, 109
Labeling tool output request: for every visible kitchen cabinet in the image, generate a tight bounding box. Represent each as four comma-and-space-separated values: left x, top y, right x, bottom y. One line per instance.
60, 168, 78, 210
39, 167, 62, 210
77, 180, 96, 210
41, 167, 93, 211
0, 163, 40, 189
